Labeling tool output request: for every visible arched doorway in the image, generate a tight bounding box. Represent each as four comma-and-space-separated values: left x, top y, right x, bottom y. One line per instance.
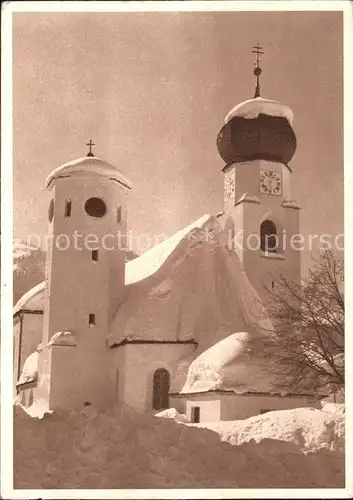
260, 219, 278, 253
152, 368, 170, 410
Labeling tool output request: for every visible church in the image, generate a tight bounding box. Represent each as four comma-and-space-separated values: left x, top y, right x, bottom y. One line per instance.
13, 49, 320, 422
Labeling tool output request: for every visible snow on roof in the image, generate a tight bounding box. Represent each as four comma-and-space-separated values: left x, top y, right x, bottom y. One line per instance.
12, 215, 215, 316
225, 97, 294, 125
13, 281, 45, 316
47, 331, 77, 347
125, 214, 213, 285
16, 351, 39, 386
316, 353, 344, 373
180, 332, 278, 395
46, 156, 132, 190
189, 332, 250, 370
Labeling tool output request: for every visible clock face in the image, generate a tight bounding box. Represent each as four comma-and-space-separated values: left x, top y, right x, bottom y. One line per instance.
260, 170, 282, 196
224, 168, 236, 202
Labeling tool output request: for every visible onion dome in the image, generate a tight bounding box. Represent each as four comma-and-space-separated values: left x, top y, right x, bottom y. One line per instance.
217, 45, 297, 167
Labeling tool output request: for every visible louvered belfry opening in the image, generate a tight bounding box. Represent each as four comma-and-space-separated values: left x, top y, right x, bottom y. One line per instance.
260, 219, 278, 253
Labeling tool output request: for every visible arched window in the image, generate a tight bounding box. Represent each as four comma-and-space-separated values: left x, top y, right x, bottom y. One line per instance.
260, 219, 278, 253
152, 368, 170, 410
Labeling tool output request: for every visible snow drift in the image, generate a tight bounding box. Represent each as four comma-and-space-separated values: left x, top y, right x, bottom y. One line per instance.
155, 408, 188, 423
191, 404, 345, 454
14, 404, 344, 489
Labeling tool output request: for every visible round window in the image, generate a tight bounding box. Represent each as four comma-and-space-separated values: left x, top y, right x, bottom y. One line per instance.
85, 197, 107, 218
48, 199, 54, 222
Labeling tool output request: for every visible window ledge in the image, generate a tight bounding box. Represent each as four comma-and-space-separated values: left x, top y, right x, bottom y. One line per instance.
260, 251, 285, 260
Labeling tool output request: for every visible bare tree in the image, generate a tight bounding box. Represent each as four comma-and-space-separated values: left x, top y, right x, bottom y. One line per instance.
259, 249, 344, 398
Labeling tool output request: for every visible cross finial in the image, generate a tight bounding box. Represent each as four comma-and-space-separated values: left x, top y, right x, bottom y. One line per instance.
86, 139, 95, 157
252, 43, 264, 98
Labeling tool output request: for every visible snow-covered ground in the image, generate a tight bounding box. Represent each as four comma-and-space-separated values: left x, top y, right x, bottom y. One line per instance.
154, 407, 189, 423
188, 403, 345, 454
14, 403, 344, 489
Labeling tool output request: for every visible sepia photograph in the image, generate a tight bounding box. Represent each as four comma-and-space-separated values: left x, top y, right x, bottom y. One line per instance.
1, 1, 351, 497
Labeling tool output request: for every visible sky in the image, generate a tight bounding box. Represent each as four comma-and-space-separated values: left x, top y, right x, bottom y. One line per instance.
12, 9, 343, 276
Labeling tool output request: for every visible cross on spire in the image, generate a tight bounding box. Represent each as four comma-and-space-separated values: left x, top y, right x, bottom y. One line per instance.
252, 43, 264, 98
86, 139, 95, 157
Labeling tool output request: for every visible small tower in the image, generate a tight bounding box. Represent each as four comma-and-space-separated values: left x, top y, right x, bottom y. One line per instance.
37, 142, 132, 410
217, 46, 301, 300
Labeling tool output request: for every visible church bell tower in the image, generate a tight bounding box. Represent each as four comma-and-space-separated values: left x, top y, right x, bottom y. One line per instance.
217, 45, 301, 301
37, 141, 132, 410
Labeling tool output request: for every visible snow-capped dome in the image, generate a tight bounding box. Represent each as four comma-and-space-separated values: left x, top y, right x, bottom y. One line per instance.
13, 281, 46, 316
225, 97, 294, 125
180, 332, 274, 394
217, 96, 297, 166
46, 156, 132, 190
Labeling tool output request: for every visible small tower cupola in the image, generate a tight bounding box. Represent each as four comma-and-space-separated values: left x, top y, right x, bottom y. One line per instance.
217, 44, 297, 167
46, 155, 132, 190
